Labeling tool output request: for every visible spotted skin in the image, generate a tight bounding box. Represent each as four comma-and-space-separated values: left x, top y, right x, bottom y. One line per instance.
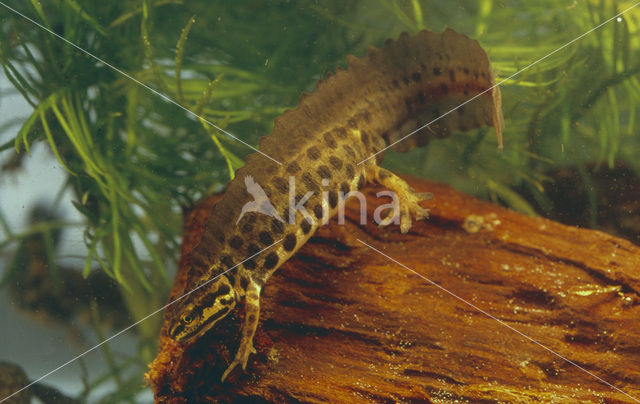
166, 29, 504, 381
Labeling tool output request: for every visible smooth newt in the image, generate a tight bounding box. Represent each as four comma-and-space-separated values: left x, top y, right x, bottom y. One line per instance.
166, 28, 504, 381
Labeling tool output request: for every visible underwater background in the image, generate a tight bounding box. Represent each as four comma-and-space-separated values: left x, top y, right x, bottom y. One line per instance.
0, 0, 639, 402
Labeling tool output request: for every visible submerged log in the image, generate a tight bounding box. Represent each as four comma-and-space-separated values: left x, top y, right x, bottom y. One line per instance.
147, 176, 640, 403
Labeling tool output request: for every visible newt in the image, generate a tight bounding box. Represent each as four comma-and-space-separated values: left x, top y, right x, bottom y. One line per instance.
166, 28, 504, 381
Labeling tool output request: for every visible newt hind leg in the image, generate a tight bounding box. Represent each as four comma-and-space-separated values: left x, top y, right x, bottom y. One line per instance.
366, 165, 431, 233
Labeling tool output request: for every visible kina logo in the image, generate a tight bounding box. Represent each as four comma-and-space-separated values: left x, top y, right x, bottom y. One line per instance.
236, 176, 285, 224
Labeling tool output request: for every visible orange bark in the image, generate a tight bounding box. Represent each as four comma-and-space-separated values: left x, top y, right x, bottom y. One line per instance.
147, 177, 640, 403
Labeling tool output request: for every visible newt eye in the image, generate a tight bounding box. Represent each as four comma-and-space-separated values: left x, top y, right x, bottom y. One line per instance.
182, 314, 194, 324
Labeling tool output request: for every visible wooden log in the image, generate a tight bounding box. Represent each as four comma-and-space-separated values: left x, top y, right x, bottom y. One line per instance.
146, 176, 640, 403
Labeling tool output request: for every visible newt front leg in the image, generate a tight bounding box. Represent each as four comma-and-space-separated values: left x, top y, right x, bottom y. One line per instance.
221, 280, 261, 381
366, 165, 431, 233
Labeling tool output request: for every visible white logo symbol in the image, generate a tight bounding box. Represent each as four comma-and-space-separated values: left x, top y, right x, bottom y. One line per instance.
236, 176, 285, 224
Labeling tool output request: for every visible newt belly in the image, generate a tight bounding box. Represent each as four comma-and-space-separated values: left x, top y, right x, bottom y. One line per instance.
165, 28, 504, 381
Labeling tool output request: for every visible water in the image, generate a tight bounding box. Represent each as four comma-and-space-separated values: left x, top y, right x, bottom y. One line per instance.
0, 1, 638, 402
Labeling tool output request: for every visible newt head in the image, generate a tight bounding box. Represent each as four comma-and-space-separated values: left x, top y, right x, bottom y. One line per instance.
168, 274, 236, 342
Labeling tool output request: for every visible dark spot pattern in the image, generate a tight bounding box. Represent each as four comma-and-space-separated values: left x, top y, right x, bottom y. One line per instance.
313, 204, 324, 219
449, 69, 456, 82
240, 276, 249, 290
264, 252, 278, 269
329, 156, 343, 170
340, 182, 350, 195
284, 234, 297, 251
440, 83, 448, 95
229, 236, 243, 249
343, 145, 356, 158
241, 220, 253, 233
302, 173, 320, 193
323, 132, 337, 148
217, 283, 231, 296
259, 231, 273, 246
247, 243, 260, 256
261, 185, 272, 199
317, 165, 332, 179
433, 67, 441, 75
392, 79, 400, 88
347, 119, 357, 129
271, 219, 284, 234
361, 131, 370, 148
201, 294, 217, 309
301, 219, 311, 234
412, 72, 421, 82
345, 164, 355, 179
273, 177, 288, 193
357, 175, 365, 189
286, 162, 300, 174
244, 259, 256, 270
307, 146, 321, 160
418, 92, 426, 104
329, 190, 338, 208
221, 255, 234, 269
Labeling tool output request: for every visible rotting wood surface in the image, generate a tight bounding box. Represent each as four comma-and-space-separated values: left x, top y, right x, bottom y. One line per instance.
147, 176, 640, 403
